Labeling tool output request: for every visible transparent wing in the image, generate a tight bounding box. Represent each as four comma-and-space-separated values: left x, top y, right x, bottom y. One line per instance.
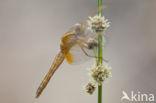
65, 44, 95, 65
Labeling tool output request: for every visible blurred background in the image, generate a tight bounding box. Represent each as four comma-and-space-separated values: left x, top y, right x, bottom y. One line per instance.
0, 0, 156, 103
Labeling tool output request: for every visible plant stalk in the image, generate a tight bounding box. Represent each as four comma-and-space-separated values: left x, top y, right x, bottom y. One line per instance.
98, 0, 103, 103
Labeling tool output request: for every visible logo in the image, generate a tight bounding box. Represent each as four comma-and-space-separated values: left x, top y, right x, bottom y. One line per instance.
121, 91, 155, 102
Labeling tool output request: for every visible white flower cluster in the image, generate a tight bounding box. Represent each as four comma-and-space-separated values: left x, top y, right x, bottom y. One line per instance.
90, 64, 111, 85
87, 15, 110, 34
85, 63, 111, 94
85, 82, 96, 95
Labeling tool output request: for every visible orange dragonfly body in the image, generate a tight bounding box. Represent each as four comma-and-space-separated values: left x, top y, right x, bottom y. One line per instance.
36, 23, 98, 98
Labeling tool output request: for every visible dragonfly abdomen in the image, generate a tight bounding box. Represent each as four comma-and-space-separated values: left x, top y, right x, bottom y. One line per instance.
36, 51, 65, 98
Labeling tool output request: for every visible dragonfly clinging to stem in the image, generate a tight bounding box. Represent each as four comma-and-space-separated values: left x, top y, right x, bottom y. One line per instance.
36, 6, 107, 98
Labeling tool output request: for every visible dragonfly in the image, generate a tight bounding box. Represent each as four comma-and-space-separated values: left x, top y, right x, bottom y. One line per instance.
36, 6, 106, 98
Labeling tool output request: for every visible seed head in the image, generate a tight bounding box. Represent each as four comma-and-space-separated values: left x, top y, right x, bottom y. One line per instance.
87, 15, 110, 34
90, 64, 111, 85
85, 82, 96, 95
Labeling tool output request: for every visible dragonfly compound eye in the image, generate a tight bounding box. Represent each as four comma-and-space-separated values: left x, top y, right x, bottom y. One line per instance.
88, 42, 98, 49
87, 38, 98, 49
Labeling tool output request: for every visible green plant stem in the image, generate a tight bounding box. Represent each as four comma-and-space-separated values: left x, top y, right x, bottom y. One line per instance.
98, 0, 103, 103
98, 0, 102, 17
98, 34, 103, 103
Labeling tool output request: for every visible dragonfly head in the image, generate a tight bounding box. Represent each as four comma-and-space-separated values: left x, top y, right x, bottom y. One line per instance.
87, 38, 98, 50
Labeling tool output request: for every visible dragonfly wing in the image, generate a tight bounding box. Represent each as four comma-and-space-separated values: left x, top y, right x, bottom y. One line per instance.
65, 44, 95, 65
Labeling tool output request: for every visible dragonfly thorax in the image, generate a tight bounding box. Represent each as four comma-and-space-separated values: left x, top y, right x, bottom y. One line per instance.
73, 24, 85, 36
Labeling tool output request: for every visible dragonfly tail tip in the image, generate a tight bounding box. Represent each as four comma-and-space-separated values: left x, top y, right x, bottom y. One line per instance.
35, 94, 40, 98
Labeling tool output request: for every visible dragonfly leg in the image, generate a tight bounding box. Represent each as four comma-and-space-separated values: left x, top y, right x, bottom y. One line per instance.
80, 46, 108, 62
